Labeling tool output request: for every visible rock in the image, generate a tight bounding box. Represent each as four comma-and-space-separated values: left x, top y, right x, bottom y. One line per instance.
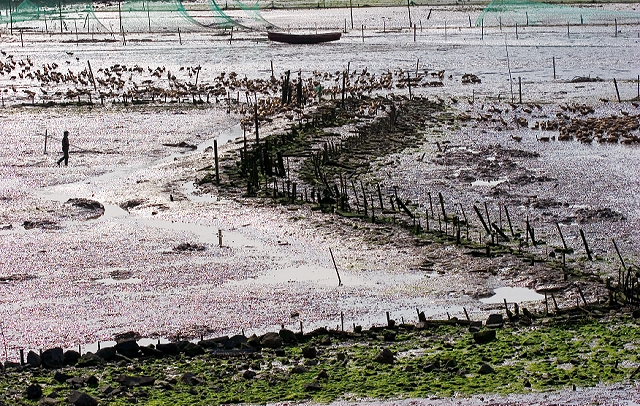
40, 397, 59, 405
279, 329, 297, 343
68, 391, 98, 406
66, 376, 87, 388
633, 309, 640, 319
95, 346, 117, 361
383, 331, 396, 341
478, 363, 495, 374
307, 327, 329, 337
485, 313, 504, 328
302, 346, 317, 359
242, 370, 256, 379
198, 336, 228, 349
260, 332, 282, 349
76, 353, 103, 367
41, 348, 64, 369
139, 345, 162, 357
156, 343, 179, 355
86, 375, 99, 386
115, 340, 140, 358
26, 350, 41, 367
3, 361, 21, 370
25, 383, 42, 400
176, 341, 204, 356
64, 350, 80, 366
227, 334, 248, 349
54, 371, 72, 383
473, 329, 497, 344
246, 334, 260, 348
290, 365, 308, 374
116, 375, 155, 387
374, 348, 395, 364
304, 382, 322, 392
316, 369, 329, 380
181, 373, 204, 386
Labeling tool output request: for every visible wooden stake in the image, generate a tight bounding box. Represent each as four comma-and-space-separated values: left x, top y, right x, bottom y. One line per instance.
329, 248, 342, 286
614, 78, 621, 102
579, 229, 593, 261
612, 238, 626, 270
214, 139, 220, 185
349, 0, 354, 29
552, 56, 556, 80
556, 223, 568, 251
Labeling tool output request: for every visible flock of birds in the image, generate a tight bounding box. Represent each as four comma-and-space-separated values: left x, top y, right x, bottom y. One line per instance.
2, 49, 638, 144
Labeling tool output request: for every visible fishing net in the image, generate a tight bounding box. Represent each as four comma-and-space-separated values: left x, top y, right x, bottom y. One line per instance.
0, 0, 273, 33
477, 0, 640, 27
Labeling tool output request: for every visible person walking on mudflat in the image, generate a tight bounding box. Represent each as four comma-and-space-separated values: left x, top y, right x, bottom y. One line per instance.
57, 131, 70, 167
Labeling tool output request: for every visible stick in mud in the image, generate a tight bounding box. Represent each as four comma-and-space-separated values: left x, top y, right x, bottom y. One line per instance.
614, 78, 621, 102
214, 139, 220, 185
463, 307, 470, 322
44, 130, 48, 154
329, 248, 342, 286
218, 229, 223, 248
552, 56, 556, 80
556, 223, 568, 251
579, 229, 593, 261
612, 238, 626, 270
473, 205, 491, 235
349, 0, 354, 29
406, 0, 412, 28
438, 192, 446, 222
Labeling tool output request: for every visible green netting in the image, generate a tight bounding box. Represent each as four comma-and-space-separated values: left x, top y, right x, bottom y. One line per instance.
477, 0, 640, 27
0, 0, 273, 32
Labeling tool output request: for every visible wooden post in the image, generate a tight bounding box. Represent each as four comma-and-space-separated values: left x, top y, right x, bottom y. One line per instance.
329, 248, 342, 286
20, 29, 23, 47
214, 139, 220, 185
515, 22, 518, 39
87, 60, 97, 91
504, 205, 514, 236
481, 19, 484, 40
349, 0, 354, 29
613, 78, 621, 102
147, 2, 151, 32
406, 0, 412, 28
552, 56, 556, 80
44, 130, 48, 154
614, 18, 617, 37
518, 77, 522, 103
463, 307, 470, 322
468, 15, 471, 28
556, 223, 568, 251
579, 229, 592, 261
612, 238, 626, 270
218, 229, 223, 247
254, 103, 259, 142
178, 27, 182, 45
438, 192, 446, 222
270, 60, 274, 79
117, 0, 123, 35
567, 21, 570, 38
58, 0, 63, 34
361, 24, 364, 43
341, 311, 344, 331
407, 72, 412, 99
413, 24, 416, 42
19, 349, 24, 366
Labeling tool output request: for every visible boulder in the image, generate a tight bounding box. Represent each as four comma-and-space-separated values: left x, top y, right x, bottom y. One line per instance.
156, 343, 179, 356
181, 373, 205, 386
41, 348, 64, 369
95, 347, 117, 361
176, 341, 204, 356
374, 348, 395, 364
115, 340, 140, 358
68, 391, 98, 406
227, 334, 248, 349
473, 329, 497, 344
76, 353, 103, 367
290, 365, 308, 374
26, 351, 41, 367
242, 370, 256, 379
279, 329, 297, 344
486, 313, 504, 328
198, 336, 228, 349
25, 383, 42, 400
53, 371, 72, 383
478, 363, 495, 374
116, 375, 155, 387
64, 350, 81, 366
259, 332, 282, 349
139, 345, 162, 358
301, 346, 317, 359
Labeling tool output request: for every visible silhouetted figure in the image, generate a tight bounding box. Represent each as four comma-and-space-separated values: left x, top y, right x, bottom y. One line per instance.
56, 131, 69, 167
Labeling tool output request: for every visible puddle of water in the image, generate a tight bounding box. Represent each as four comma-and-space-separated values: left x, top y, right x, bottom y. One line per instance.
479, 287, 545, 304
94, 277, 143, 285
79, 337, 171, 354
471, 178, 508, 187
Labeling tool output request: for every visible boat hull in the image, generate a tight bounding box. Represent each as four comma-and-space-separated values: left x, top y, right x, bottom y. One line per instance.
267, 31, 342, 44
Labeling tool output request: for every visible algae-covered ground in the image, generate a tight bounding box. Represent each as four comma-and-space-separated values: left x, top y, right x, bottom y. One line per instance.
1, 314, 639, 405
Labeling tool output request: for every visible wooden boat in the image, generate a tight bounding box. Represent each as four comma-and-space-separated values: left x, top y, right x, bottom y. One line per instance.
267, 31, 341, 44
